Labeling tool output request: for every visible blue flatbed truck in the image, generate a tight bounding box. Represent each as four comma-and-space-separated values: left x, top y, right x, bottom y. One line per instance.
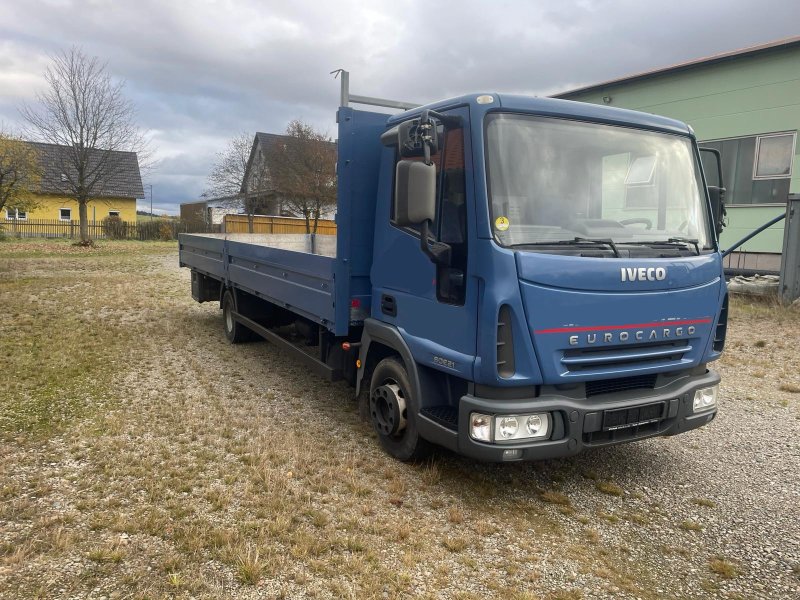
179, 85, 728, 462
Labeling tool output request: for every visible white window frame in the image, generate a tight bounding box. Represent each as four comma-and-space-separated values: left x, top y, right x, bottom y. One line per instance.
5, 208, 27, 220
59, 208, 72, 221
108, 210, 121, 218
752, 132, 796, 180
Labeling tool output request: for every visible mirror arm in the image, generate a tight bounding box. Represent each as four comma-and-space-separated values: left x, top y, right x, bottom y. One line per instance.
419, 219, 452, 267
423, 109, 462, 128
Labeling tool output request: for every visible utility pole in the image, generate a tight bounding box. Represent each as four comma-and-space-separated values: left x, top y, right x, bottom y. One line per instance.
149, 184, 153, 216
780, 194, 800, 304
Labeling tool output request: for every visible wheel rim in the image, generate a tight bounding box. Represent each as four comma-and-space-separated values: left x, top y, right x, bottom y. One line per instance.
370, 381, 407, 438
224, 299, 233, 333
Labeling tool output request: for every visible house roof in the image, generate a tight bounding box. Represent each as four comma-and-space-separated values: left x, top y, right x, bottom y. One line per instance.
205, 194, 243, 209
240, 132, 337, 195
240, 132, 290, 194
27, 141, 145, 199
181, 194, 243, 209
554, 35, 800, 99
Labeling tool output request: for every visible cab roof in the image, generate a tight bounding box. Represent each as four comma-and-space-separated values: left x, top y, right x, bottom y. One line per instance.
385, 92, 692, 137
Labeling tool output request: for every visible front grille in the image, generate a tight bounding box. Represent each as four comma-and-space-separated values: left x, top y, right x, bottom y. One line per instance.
562, 340, 691, 373
584, 419, 663, 445
583, 400, 669, 444
585, 374, 657, 397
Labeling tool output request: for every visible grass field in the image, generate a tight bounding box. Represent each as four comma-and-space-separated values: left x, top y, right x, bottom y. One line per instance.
1, 239, 798, 599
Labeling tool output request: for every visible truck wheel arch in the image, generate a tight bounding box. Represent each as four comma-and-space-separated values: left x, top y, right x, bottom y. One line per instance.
356, 320, 421, 403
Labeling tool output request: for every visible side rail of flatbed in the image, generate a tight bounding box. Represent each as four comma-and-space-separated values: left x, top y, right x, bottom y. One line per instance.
178, 233, 338, 330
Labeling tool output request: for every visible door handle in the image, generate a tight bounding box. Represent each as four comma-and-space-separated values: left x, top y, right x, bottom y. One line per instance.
380, 294, 397, 317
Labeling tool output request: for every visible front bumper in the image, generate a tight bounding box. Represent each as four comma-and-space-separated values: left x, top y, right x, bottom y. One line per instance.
454, 369, 720, 462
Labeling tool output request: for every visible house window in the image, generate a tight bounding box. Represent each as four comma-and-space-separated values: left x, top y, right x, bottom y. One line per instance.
623, 153, 659, 208
5, 208, 27, 220
700, 132, 796, 205
108, 210, 120, 218
59, 208, 72, 221
754, 133, 794, 179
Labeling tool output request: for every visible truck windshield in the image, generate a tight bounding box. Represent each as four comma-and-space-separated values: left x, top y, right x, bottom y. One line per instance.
485, 114, 712, 253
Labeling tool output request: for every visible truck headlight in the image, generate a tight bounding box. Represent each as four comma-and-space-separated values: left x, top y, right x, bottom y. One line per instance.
470, 413, 492, 442
469, 412, 552, 443
494, 413, 550, 443
526, 414, 544, 436
497, 416, 519, 439
693, 385, 718, 412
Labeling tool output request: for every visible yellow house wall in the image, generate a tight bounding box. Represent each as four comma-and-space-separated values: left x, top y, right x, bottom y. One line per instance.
19, 195, 138, 222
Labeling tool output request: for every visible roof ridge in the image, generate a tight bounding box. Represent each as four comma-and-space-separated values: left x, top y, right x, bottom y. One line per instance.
554, 35, 800, 98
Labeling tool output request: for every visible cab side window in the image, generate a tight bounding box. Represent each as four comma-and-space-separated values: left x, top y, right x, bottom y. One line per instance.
437, 128, 468, 305
389, 121, 468, 305
438, 128, 467, 245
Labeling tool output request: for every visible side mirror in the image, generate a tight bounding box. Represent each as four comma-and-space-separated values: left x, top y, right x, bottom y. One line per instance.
398, 119, 438, 158
699, 147, 727, 236
394, 160, 436, 226
707, 186, 726, 237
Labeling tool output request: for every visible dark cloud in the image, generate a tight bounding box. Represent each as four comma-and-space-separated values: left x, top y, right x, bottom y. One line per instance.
1, 0, 798, 213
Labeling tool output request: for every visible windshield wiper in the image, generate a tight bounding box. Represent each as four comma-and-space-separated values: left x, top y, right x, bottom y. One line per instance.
619, 237, 700, 255
510, 237, 620, 258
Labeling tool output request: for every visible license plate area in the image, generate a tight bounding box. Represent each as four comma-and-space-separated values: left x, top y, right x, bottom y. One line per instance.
602, 401, 666, 431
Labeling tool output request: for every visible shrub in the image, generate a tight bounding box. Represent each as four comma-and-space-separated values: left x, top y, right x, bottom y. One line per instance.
159, 221, 175, 241
103, 215, 127, 240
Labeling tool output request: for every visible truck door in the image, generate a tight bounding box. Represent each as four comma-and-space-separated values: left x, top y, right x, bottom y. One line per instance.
371, 106, 477, 380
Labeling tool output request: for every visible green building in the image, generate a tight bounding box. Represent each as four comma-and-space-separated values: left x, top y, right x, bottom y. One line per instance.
555, 36, 800, 272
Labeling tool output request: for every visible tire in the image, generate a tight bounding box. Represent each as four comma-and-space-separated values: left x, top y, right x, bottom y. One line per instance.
221, 289, 253, 344
369, 357, 432, 462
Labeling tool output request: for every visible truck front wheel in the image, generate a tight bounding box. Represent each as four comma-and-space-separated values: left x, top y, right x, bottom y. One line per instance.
222, 290, 252, 344
369, 357, 431, 462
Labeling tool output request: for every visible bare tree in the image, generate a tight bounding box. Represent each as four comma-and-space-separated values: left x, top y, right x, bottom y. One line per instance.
203, 132, 251, 198
0, 127, 41, 217
203, 132, 269, 233
21, 46, 148, 244
265, 120, 336, 234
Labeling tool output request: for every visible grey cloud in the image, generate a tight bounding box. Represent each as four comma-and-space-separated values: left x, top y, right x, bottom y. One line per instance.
1, 0, 798, 212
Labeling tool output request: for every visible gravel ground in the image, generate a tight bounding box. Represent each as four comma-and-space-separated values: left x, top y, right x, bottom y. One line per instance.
1, 241, 799, 599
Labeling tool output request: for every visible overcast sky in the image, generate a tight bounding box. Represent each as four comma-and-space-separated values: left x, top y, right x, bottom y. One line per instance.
1, 0, 798, 214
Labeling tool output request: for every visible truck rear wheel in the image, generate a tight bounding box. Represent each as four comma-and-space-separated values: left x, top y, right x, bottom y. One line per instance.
222, 290, 253, 344
369, 357, 431, 462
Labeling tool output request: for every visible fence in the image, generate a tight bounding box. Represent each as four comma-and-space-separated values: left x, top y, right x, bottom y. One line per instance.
0, 218, 212, 240
224, 214, 337, 235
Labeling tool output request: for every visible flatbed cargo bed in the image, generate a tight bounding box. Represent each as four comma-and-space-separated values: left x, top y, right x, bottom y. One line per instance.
178, 232, 339, 330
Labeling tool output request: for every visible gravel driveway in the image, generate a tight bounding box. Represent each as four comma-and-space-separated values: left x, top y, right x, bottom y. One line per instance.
1, 241, 798, 599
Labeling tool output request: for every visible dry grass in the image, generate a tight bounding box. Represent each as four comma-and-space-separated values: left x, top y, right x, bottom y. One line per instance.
234, 545, 265, 585
680, 520, 703, 532
0, 240, 794, 598
596, 481, 624, 497
540, 490, 571, 505
709, 558, 739, 579
442, 536, 469, 553
692, 497, 717, 508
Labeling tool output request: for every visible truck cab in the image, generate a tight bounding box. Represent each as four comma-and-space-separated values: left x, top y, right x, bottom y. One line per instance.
358, 93, 726, 461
